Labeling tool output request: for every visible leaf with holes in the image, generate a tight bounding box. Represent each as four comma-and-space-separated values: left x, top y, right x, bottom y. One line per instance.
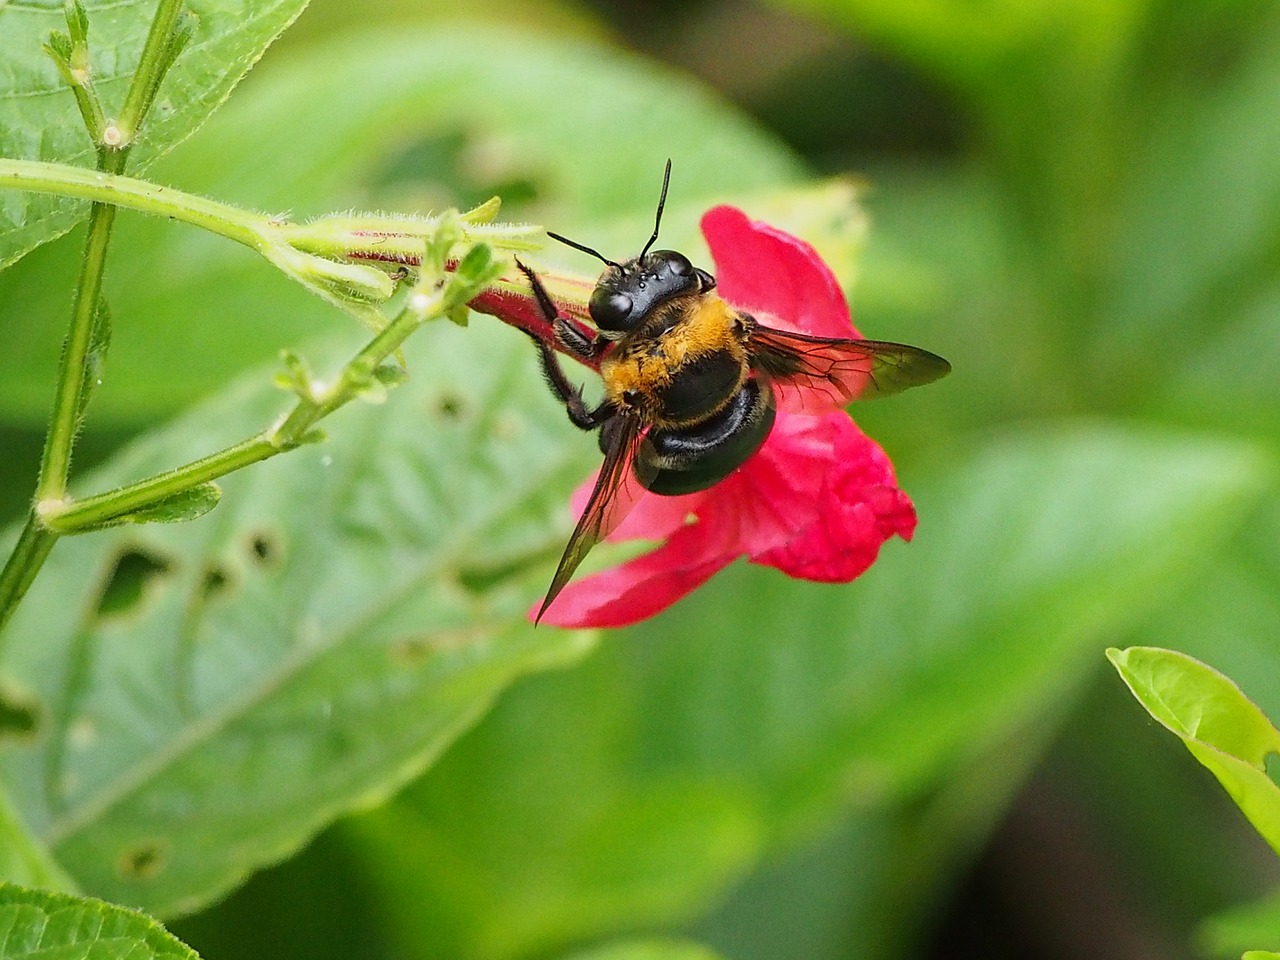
0, 321, 597, 915
0, 0, 311, 269
0, 883, 201, 960
1109, 646, 1280, 857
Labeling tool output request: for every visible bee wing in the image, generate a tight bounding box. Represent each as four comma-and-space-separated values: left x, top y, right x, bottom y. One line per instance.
536, 414, 653, 623
750, 326, 951, 414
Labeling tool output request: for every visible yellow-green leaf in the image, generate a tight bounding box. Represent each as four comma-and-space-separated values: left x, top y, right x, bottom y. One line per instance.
1108, 646, 1280, 856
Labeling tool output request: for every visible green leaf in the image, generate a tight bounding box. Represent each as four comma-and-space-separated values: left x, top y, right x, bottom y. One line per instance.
339, 424, 1270, 960
0, 22, 800, 427
0, 320, 598, 916
76, 296, 112, 429
1108, 646, 1280, 856
0, 883, 199, 960
0, 787, 77, 894
1201, 887, 1280, 960
1245, 953, 1280, 960
765, 0, 1149, 98
0, 0, 312, 269
559, 941, 726, 960
76, 482, 223, 533
1097, 15, 1280, 414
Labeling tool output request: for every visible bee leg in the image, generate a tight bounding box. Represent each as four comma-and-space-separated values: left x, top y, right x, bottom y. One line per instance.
515, 258, 606, 361
552, 316, 607, 361
529, 337, 615, 430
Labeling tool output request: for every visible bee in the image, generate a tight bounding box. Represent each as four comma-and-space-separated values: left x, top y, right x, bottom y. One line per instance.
519, 161, 950, 621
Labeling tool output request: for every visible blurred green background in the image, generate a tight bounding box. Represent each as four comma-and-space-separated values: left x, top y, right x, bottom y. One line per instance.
3, 0, 1280, 958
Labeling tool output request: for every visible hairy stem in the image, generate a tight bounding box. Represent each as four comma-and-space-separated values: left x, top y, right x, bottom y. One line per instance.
0, 160, 267, 250
40, 252, 499, 536
0, 521, 59, 637
114, 0, 186, 154
41, 435, 277, 534
36, 200, 116, 502
1, 0, 191, 634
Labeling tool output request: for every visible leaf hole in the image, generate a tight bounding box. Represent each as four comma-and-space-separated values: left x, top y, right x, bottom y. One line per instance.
390, 628, 486, 665
0, 683, 41, 743
95, 548, 172, 621
245, 530, 284, 569
430, 390, 468, 422
373, 128, 540, 211
200, 563, 235, 602
389, 636, 433, 667
116, 838, 169, 881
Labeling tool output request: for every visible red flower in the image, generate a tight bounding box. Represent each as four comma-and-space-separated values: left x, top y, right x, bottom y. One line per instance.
534, 206, 918, 629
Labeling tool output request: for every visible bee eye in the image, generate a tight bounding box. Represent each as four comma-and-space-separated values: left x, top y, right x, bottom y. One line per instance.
590, 288, 634, 330
666, 252, 692, 276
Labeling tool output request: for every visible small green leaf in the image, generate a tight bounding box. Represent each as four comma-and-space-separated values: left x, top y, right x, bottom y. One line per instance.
66, 1, 92, 51
1244, 952, 1280, 960
455, 243, 495, 282
59, 483, 224, 534
76, 294, 112, 427
0, 883, 200, 960
461, 196, 502, 224
372, 364, 408, 389
151, 11, 201, 104
1108, 646, 1280, 855
43, 32, 75, 67
118, 483, 223, 528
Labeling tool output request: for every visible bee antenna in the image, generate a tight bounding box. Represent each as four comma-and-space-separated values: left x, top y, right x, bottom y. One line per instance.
546, 231, 625, 271
639, 158, 673, 260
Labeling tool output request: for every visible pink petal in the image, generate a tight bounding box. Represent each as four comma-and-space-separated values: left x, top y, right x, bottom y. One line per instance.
752, 414, 916, 581
535, 522, 736, 628
691, 419, 829, 557
700, 206, 860, 339
568, 471, 706, 544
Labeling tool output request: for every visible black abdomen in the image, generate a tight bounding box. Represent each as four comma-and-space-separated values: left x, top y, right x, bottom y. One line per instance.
653, 348, 743, 425
638, 379, 776, 496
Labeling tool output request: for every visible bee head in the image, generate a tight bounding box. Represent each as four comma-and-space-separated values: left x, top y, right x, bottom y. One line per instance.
588, 251, 716, 333
546, 160, 715, 335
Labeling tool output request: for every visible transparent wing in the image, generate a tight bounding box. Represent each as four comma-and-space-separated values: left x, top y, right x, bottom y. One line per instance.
750, 326, 951, 414
536, 414, 652, 623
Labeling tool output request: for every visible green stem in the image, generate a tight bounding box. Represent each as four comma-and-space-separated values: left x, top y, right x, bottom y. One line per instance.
0, 519, 59, 637
1, 0, 192, 634
36, 200, 116, 502
40, 313, 415, 534
42, 435, 277, 534
272, 302, 433, 441
113, 0, 186, 154
38, 248, 499, 533
0, 160, 267, 250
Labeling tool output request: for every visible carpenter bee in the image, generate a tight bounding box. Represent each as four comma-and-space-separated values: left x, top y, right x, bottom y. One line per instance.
520, 161, 950, 621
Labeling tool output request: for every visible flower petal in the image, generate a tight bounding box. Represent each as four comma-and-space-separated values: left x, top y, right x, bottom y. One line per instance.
752, 413, 916, 581
568, 470, 706, 544
535, 522, 736, 628
700, 206, 860, 339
